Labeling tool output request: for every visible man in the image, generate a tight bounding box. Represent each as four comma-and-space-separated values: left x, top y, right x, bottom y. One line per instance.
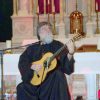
17, 22, 75, 100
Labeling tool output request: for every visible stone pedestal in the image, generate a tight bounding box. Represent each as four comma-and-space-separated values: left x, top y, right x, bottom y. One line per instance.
11, 16, 34, 44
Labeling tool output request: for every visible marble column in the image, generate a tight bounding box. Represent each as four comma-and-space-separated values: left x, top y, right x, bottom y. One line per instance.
58, 0, 66, 38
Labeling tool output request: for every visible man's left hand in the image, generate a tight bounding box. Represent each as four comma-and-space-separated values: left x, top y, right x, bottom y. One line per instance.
66, 39, 75, 54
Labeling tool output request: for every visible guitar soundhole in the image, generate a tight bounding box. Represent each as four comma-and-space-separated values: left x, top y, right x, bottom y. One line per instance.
43, 57, 51, 68
43, 61, 48, 68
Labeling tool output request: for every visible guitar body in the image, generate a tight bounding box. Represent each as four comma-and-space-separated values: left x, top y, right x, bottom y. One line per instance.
30, 52, 57, 86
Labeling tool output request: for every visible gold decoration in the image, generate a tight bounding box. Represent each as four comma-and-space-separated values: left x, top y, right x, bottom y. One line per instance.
52, 12, 57, 35
70, 10, 83, 34
70, 0, 84, 35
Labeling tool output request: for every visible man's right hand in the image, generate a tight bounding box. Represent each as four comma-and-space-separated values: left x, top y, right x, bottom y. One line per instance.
31, 64, 42, 72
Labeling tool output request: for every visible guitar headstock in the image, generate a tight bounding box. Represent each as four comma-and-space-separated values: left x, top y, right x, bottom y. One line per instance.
72, 32, 86, 42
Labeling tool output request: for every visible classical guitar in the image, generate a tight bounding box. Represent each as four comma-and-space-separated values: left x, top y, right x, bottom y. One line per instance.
30, 33, 84, 85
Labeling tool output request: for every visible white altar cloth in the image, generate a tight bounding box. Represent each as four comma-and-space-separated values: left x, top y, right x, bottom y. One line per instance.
0, 52, 100, 100
1, 52, 100, 75
74, 52, 100, 74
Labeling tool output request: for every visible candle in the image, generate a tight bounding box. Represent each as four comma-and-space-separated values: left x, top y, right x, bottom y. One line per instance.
44, 0, 46, 14
48, 0, 50, 5
52, 0, 55, 12
96, 2, 98, 11
76, 29, 78, 33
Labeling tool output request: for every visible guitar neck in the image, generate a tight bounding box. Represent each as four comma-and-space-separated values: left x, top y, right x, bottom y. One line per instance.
49, 33, 84, 62
50, 44, 67, 61
50, 38, 75, 61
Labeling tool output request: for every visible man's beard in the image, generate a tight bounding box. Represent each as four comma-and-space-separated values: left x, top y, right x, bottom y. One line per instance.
40, 32, 53, 44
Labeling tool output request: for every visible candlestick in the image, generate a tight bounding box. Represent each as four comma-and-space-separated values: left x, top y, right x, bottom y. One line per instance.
16, 0, 18, 15
48, 3, 50, 13
36, 0, 38, 13
13, 0, 17, 15
60, 0, 64, 22
36, 3, 39, 23
37, 13, 39, 24
52, 12, 57, 35
44, 0, 46, 14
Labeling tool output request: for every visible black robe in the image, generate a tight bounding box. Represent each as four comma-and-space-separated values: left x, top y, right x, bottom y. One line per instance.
17, 40, 74, 100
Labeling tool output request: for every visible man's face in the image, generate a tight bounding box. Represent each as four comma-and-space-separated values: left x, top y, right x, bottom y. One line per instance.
39, 25, 53, 44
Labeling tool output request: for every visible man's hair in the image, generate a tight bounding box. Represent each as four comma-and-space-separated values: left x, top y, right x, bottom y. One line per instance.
37, 22, 52, 40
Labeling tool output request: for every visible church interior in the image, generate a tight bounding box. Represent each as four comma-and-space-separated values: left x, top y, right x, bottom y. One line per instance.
0, 0, 100, 100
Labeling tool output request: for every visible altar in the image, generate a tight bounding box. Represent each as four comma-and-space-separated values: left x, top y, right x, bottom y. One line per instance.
1, 0, 100, 99
0, 50, 100, 100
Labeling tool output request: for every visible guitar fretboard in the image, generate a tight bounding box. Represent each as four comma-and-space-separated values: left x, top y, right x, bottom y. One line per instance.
49, 33, 84, 62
